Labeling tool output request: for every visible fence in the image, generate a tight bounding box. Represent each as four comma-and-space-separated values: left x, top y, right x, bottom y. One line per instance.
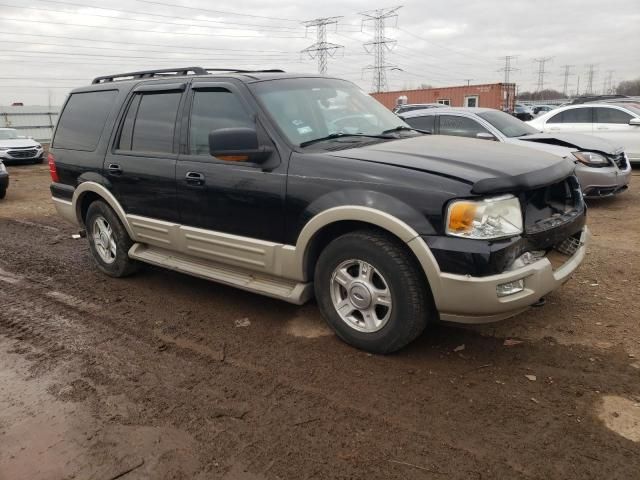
0, 105, 61, 143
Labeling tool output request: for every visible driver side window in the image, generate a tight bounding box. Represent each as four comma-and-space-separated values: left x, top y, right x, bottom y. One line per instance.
189, 89, 254, 156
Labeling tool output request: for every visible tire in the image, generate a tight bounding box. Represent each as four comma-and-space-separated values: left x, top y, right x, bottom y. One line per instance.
85, 200, 139, 278
314, 229, 433, 354
0, 188, 6, 199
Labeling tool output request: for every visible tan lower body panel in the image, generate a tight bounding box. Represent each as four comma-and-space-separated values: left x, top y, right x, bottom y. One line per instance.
128, 243, 313, 305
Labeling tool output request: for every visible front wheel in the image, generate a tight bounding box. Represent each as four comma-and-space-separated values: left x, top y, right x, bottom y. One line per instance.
86, 201, 139, 278
314, 230, 433, 354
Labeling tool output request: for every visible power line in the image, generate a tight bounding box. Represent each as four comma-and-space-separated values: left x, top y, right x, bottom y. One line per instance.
360, 6, 402, 93
301, 17, 344, 74
133, 0, 301, 22
1, 16, 306, 39
0, 2, 302, 32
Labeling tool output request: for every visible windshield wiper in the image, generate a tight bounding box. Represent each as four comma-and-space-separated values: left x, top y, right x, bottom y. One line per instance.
381, 125, 431, 135
299, 132, 395, 147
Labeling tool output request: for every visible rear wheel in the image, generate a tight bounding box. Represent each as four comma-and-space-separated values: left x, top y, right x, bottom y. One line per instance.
314, 229, 433, 354
86, 201, 138, 277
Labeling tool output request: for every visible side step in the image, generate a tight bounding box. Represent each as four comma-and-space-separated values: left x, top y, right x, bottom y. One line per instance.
128, 243, 313, 305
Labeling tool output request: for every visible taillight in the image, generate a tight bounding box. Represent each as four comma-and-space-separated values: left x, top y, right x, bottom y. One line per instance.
48, 152, 59, 183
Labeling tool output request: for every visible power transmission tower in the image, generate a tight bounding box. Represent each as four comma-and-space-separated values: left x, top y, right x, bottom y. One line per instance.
560, 64, 574, 97
497, 55, 518, 111
533, 57, 553, 99
360, 6, 402, 93
585, 64, 597, 94
301, 17, 343, 74
603, 70, 614, 94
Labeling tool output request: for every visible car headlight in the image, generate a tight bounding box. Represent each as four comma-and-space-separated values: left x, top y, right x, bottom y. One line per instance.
0, 147, 8, 151
446, 195, 523, 240
35, 144, 43, 149
573, 151, 609, 166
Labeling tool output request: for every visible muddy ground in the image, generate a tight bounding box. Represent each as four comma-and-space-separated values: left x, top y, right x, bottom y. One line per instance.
1, 164, 639, 480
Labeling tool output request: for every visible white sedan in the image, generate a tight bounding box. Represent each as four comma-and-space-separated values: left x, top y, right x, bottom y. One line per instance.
527, 102, 640, 164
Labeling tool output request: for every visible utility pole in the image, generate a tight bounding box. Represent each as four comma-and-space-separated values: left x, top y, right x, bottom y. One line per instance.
360, 6, 402, 93
301, 17, 343, 74
533, 57, 553, 99
498, 55, 518, 111
585, 64, 597, 95
560, 64, 574, 97
463, 78, 474, 86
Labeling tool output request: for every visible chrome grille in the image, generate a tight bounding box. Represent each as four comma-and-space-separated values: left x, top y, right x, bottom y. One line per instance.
8, 148, 37, 159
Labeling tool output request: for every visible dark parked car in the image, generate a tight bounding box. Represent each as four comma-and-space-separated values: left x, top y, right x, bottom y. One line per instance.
0, 160, 8, 199
513, 104, 534, 121
50, 67, 588, 353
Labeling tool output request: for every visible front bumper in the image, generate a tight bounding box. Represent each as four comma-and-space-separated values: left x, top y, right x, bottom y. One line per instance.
0, 150, 44, 164
431, 227, 589, 324
577, 163, 632, 198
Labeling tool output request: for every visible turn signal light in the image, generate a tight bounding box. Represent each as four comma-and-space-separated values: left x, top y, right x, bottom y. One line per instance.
48, 152, 59, 183
447, 202, 476, 233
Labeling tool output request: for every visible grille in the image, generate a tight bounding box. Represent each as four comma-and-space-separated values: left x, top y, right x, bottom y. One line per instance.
8, 149, 37, 159
610, 152, 628, 170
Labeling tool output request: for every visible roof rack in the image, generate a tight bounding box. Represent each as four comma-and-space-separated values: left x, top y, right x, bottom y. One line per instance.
91, 67, 285, 84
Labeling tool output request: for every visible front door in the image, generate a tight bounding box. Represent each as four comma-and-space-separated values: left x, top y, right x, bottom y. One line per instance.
176, 82, 286, 243
104, 85, 184, 222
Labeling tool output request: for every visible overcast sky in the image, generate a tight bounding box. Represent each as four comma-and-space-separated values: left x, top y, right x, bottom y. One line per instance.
0, 0, 638, 105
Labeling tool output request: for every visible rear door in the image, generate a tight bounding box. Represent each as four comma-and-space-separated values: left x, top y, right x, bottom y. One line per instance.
105, 83, 185, 222
543, 106, 594, 134
175, 81, 286, 243
592, 106, 637, 149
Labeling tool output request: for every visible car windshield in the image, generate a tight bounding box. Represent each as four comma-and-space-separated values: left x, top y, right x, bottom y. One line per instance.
0, 129, 18, 140
251, 78, 413, 147
478, 110, 539, 137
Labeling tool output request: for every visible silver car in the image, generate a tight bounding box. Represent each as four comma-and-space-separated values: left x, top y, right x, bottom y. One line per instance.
400, 107, 631, 198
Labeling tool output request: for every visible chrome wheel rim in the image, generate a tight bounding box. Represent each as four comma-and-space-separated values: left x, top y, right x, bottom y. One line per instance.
92, 216, 116, 264
330, 259, 392, 333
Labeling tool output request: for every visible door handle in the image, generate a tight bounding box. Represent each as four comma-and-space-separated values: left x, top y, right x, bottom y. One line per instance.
185, 171, 205, 186
107, 163, 122, 175
596, 127, 609, 130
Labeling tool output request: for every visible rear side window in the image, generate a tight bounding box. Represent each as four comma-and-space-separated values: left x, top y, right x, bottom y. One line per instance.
439, 115, 489, 137
53, 90, 118, 151
547, 108, 593, 124
404, 115, 435, 133
189, 89, 253, 155
594, 107, 633, 124
118, 92, 181, 154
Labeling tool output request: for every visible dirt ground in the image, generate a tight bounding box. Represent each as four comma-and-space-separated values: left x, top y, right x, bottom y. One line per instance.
1, 164, 639, 480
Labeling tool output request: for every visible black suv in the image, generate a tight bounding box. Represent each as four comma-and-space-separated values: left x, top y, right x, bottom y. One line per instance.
50, 67, 588, 353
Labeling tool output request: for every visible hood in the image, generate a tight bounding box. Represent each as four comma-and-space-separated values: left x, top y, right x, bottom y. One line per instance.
327, 135, 575, 195
0, 138, 40, 149
517, 132, 621, 155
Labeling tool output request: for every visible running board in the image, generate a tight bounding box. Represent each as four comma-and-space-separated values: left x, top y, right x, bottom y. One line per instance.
128, 243, 313, 305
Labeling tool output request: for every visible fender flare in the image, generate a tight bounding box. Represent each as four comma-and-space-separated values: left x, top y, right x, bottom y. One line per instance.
72, 181, 136, 238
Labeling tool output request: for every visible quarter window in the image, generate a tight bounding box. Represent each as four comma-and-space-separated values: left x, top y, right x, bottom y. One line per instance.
439, 115, 489, 137
189, 89, 254, 155
594, 108, 633, 124
54, 90, 118, 151
547, 108, 593, 124
118, 92, 181, 154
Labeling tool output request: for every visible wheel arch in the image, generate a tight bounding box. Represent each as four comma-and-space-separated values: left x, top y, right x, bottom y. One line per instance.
72, 182, 136, 238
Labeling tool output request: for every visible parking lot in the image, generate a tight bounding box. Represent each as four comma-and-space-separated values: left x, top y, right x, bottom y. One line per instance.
1, 163, 639, 479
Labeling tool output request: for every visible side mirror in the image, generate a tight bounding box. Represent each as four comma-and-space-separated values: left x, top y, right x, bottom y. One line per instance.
476, 132, 496, 141
208, 127, 272, 163
629, 118, 640, 126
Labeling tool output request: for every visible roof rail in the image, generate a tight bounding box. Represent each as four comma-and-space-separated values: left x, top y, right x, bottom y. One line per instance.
91, 66, 285, 84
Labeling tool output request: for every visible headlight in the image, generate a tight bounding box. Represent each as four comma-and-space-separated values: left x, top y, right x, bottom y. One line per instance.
0, 147, 8, 151
573, 151, 609, 166
35, 144, 43, 149
0, 162, 6, 173
446, 195, 523, 240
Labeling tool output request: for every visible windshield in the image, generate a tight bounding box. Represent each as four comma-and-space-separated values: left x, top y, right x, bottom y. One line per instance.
251, 78, 410, 147
478, 110, 539, 138
0, 129, 18, 140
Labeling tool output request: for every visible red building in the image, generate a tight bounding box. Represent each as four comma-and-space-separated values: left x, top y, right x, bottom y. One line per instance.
372, 83, 516, 111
